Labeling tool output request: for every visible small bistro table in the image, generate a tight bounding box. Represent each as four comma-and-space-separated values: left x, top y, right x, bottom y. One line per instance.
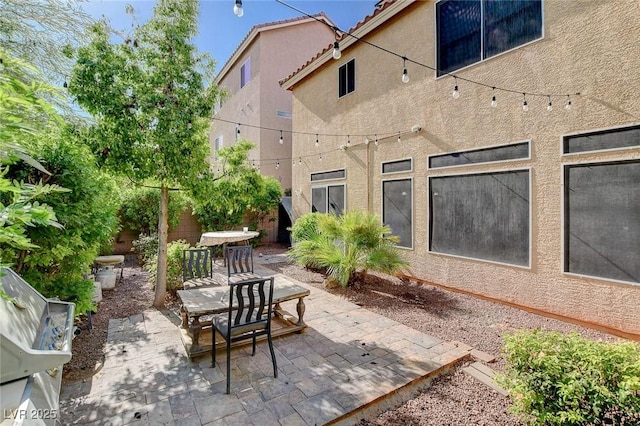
176, 277, 310, 359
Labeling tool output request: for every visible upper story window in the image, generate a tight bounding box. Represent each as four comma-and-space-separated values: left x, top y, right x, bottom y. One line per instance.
240, 58, 250, 88
338, 59, 355, 97
436, 0, 542, 76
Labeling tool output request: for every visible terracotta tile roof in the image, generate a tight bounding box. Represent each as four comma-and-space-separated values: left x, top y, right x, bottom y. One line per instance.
279, 0, 397, 88
216, 12, 334, 82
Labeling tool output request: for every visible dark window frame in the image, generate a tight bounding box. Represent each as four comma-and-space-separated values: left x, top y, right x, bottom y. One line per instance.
563, 159, 640, 284
240, 58, 250, 88
563, 124, 640, 155
428, 141, 530, 169
429, 169, 531, 267
311, 184, 346, 215
310, 169, 346, 182
338, 59, 356, 98
382, 158, 413, 175
436, 0, 543, 76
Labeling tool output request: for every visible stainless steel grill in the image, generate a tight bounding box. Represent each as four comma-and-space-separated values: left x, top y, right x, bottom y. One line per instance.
1, 268, 74, 426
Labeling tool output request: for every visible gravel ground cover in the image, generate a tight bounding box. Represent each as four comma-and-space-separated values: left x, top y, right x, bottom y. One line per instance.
65, 247, 623, 425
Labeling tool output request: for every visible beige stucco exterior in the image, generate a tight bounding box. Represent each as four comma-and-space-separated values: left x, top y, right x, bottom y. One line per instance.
210, 16, 336, 242
283, 0, 640, 337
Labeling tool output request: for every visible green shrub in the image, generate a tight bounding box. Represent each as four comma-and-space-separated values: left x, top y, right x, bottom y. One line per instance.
287, 211, 408, 287
131, 233, 159, 266
498, 329, 640, 425
119, 187, 187, 235
289, 212, 322, 243
144, 239, 191, 295
7, 131, 119, 315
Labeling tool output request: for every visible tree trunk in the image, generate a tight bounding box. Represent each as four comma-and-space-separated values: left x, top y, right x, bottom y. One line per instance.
153, 185, 169, 307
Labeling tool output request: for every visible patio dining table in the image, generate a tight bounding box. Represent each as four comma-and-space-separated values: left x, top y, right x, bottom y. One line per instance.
199, 230, 259, 265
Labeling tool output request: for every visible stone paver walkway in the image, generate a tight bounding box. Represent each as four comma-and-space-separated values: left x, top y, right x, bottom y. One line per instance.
60, 263, 470, 425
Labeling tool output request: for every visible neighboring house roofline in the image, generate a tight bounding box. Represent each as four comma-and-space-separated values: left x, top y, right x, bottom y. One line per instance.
280, 0, 415, 91
215, 13, 336, 84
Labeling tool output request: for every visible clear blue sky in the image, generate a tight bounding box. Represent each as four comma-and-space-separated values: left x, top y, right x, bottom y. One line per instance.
82, 0, 379, 73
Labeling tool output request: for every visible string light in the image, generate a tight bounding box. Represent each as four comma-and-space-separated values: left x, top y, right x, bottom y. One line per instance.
275, 160, 280, 169
274, 0, 580, 110
397, 132, 401, 143
547, 96, 553, 112
332, 29, 341, 60
522, 93, 529, 112
375, 134, 379, 146
347, 135, 351, 146
279, 130, 284, 145
452, 77, 459, 99
401, 57, 409, 84
319, 153, 322, 161
491, 87, 497, 108
565, 95, 572, 111
233, 0, 243, 17
298, 157, 302, 165
315, 134, 319, 147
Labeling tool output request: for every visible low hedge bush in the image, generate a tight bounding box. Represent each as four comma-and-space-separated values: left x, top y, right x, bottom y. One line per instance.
498, 329, 640, 425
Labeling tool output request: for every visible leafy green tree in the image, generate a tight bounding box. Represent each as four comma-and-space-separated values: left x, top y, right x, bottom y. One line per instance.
0, 0, 94, 117
70, 0, 219, 306
119, 186, 188, 235
0, 50, 67, 297
287, 211, 409, 287
191, 140, 282, 233
7, 130, 120, 314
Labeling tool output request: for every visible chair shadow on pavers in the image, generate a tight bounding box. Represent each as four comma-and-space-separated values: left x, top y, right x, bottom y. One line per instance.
60, 294, 470, 425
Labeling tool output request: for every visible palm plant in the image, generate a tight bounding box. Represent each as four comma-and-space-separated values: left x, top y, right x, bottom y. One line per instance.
288, 211, 408, 287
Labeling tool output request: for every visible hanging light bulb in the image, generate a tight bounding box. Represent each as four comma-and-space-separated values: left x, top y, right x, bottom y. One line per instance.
292, 159, 296, 166
332, 41, 341, 60
565, 95, 572, 111
319, 153, 322, 162
374, 134, 379, 146
275, 160, 280, 169
401, 57, 409, 84
452, 77, 460, 99
298, 157, 302, 165
491, 88, 497, 108
397, 132, 401, 143
233, 0, 243, 17
279, 130, 284, 145
315, 134, 319, 147
522, 93, 529, 112
347, 135, 351, 146
547, 96, 553, 112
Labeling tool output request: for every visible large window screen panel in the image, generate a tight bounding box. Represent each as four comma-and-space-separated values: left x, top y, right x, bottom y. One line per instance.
484, 1, 542, 59
312, 187, 327, 213
564, 161, 640, 283
328, 185, 345, 216
437, 0, 481, 76
383, 179, 412, 248
430, 170, 530, 266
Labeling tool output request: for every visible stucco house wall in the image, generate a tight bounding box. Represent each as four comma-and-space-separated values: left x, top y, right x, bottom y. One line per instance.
283, 0, 640, 337
211, 16, 335, 242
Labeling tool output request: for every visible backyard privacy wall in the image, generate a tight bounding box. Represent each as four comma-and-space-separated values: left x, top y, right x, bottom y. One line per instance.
112, 208, 280, 254
284, 0, 640, 337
